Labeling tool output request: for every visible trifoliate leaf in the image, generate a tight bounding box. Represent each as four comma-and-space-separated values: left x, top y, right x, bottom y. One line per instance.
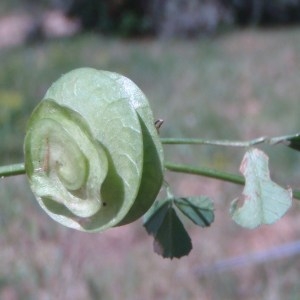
143, 199, 192, 259
174, 196, 214, 227
230, 148, 292, 229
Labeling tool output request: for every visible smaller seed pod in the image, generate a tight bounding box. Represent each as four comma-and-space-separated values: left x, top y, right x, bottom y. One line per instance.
24, 68, 164, 232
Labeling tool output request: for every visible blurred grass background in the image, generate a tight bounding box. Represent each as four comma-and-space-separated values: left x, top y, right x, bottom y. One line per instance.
1, 3, 300, 300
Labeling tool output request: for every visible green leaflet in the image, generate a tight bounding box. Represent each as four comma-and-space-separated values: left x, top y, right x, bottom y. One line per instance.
143, 199, 192, 259
285, 133, 300, 151
24, 68, 164, 232
152, 206, 192, 259
174, 197, 214, 227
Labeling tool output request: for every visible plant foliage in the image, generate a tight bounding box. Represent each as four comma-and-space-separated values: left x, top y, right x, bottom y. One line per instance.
0, 68, 299, 258
144, 196, 214, 259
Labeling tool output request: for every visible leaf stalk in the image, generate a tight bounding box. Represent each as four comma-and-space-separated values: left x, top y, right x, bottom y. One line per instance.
164, 162, 300, 201
0, 163, 26, 178
161, 132, 300, 147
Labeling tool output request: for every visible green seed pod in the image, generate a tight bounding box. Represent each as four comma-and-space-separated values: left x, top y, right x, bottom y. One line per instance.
24, 68, 164, 232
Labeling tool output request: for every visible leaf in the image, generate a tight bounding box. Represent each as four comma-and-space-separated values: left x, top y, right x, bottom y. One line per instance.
154, 208, 192, 259
230, 148, 292, 229
174, 196, 214, 227
267, 132, 300, 151
143, 200, 192, 259
143, 199, 170, 235
285, 134, 300, 151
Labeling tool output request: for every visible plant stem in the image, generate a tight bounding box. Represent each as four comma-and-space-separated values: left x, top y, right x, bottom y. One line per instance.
165, 162, 245, 185
1, 161, 300, 200
161, 137, 266, 147
164, 162, 300, 201
0, 163, 26, 178
161, 132, 299, 147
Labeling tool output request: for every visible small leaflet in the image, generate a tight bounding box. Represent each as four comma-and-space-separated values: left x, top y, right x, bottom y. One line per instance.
285, 134, 300, 151
174, 196, 214, 227
269, 132, 300, 151
143, 199, 192, 259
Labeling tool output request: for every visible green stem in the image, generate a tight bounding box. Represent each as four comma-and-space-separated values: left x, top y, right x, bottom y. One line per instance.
165, 162, 245, 185
161, 132, 299, 147
1, 161, 300, 200
164, 162, 300, 201
161, 137, 266, 147
0, 163, 26, 178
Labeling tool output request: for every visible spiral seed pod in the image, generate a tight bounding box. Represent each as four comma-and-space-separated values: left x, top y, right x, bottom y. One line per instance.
24, 68, 164, 232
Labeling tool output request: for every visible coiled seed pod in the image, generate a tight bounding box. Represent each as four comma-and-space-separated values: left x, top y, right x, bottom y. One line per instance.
24, 68, 164, 232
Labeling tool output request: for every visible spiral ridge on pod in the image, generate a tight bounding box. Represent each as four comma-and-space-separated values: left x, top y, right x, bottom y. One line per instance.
24, 68, 164, 232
